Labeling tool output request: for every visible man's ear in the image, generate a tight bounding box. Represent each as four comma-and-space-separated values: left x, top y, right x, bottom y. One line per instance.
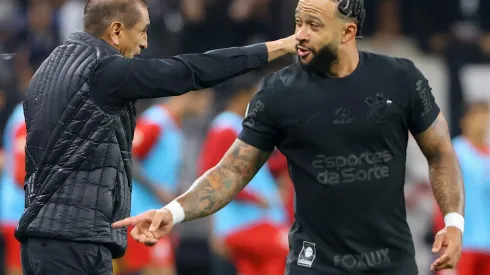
341, 22, 357, 44
108, 22, 123, 46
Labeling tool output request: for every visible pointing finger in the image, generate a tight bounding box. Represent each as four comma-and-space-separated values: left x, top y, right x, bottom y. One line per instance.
112, 217, 138, 228
113, 211, 154, 228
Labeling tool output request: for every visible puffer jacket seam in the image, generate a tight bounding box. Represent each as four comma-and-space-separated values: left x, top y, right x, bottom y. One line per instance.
92, 144, 111, 235
60, 169, 82, 235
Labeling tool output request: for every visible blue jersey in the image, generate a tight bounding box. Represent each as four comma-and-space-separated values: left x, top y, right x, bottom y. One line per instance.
453, 137, 490, 251
209, 111, 287, 236
0, 104, 26, 224
130, 106, 183, 216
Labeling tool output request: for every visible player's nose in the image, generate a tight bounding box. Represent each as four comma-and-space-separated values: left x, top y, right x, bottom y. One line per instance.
295, 27, 309, 42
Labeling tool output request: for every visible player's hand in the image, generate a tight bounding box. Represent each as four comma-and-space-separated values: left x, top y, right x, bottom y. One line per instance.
430, 226, 462, 271
112, 210, 159, 246
112, 208, 174, 246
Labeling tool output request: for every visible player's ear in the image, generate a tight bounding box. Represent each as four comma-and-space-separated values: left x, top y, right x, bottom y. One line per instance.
341, 22, 357, 43
108, 21, 123, 46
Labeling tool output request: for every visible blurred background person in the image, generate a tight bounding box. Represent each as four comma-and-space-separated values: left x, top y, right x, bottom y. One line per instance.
413, 0, 490, 138
433, 101, 490, 275
0, 55, 24, 275
197, 74, 289, 275
122, 90, 214, 275
0, 101, 26, 275
179, 0, 282, 53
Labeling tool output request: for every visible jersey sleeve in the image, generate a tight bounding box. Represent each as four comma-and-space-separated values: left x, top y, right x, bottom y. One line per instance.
238, 75, 282, 152
405, 60, 441, 134
14, 122, 27, 187
132, 118, 162, 159
198, 127, 262, 204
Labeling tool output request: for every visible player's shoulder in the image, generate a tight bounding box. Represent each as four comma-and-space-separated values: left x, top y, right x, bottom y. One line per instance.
362, 51, 418, 75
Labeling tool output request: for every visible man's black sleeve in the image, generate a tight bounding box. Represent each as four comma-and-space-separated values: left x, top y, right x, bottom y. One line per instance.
404, 59, 440, 135
92, 44, 268, 109
238, 74, 282, 152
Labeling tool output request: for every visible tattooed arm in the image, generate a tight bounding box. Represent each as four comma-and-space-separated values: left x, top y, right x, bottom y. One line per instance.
413, 114, 464, 215
175, 139, 271, 221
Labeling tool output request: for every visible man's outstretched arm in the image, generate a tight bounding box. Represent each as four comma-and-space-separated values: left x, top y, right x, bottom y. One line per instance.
93, 36, 295, 107
177, 139, 271, 221
414, 113, 464, 216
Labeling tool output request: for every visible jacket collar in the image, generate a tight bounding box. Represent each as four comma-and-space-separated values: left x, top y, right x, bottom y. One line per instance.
67, 32, 120, 55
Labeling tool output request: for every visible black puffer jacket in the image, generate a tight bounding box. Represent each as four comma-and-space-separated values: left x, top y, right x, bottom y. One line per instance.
16, 32, 133, 258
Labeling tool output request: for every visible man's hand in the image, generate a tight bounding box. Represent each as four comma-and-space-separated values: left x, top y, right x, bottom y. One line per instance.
112, 208, 174, 246
281, 35, 298, 54
430, 227, 462, 271
265, 35, 297, 61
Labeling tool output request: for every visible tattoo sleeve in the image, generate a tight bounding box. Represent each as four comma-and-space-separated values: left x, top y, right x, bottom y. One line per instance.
175, 139, 271, 222
414, 113, 464, 215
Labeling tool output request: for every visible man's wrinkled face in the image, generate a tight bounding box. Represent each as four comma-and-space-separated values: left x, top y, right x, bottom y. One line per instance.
113, 4, 150, 58
294, 0, 355, 72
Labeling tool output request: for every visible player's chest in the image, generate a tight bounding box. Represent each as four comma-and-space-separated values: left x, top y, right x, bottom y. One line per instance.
280, 87, 408, 143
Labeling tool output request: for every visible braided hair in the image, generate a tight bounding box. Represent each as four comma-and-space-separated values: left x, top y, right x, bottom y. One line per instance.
336, 0, 366, 38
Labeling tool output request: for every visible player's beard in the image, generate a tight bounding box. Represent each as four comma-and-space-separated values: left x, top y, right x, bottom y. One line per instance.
300, 43, 339, 75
